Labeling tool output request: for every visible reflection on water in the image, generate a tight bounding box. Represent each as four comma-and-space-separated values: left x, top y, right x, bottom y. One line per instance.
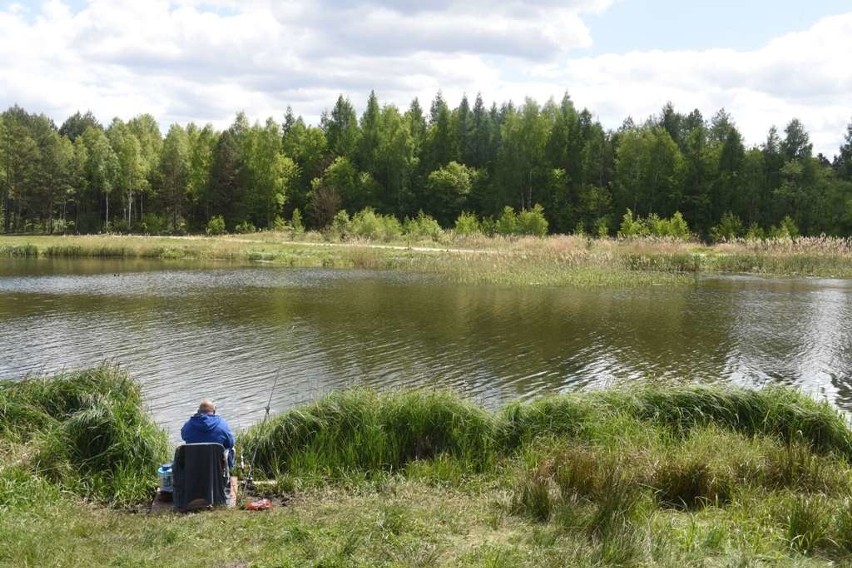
1, 259, 851, 440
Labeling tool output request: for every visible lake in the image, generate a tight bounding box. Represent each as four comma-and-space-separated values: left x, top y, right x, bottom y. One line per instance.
2, 257, 851, 440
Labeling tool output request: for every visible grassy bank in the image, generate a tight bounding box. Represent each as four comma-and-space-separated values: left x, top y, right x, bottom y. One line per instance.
0, 364, 168, 507
3, 232, 852, 285
4, 368, 852, 566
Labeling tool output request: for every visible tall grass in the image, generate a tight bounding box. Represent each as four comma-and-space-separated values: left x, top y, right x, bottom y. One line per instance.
235, 382, 852, 562
7, 233, 852, 287
242, 383, 852, 479
0, 365, 168, 506
241, 388, 496, 478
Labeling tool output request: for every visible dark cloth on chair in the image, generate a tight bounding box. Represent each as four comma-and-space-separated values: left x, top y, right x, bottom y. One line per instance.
172, 443, 229, 512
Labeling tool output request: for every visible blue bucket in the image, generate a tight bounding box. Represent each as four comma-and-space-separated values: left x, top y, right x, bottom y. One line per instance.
157, 463, 173, 493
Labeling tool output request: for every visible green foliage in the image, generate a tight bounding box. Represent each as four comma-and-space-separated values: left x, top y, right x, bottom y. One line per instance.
516, 204, 549, 236
783, 494, 832, 555
4, 99, 852, 242
493, 204, 552, 237
453, 211, 481, 236
659, 211, 691, 238
291, 208, 304, 233
235, 220, 257, 234
347, 207, 402, 241
745, 222, 765, 240
495, 206, 518, 235
594, 217, 610, 238
0, 365, 168, 506
140, 213, 167, 235
206, 215, 226, 235
241, 388, 496, 478
773, 215, 801, 239
618, 209, 692, 239
325, 209, 350, 240
271, 215, 288, 232
403, 211, 443, 241
6, 369, 852, 564
424, 161, 475, 226
710, 211, 744, 242
617, 209, 648, 238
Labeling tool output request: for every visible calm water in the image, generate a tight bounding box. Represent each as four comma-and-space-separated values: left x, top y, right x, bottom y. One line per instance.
2, 257, 852, 440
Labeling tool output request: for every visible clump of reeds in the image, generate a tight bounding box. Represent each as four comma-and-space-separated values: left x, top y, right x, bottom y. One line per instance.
244, 384, 852, 478
0, 243, 39, 257
0, 365, 168, 506
604, 385, 852, 456
240, 388, 496, 478
239, 382, 852, 562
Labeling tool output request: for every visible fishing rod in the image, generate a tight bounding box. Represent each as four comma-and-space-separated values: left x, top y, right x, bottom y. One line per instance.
244, 366, 282, 492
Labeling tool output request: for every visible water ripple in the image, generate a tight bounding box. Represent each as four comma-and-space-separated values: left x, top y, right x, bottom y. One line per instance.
4, 267, 852, 440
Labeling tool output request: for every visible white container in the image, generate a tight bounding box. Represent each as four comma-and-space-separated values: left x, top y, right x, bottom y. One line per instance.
157, 463, 173, 493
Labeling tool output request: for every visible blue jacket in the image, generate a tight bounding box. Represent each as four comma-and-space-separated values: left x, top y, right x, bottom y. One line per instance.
181, 413, 235, 468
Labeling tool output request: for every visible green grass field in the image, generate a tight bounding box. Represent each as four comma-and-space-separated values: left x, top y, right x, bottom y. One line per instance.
4, 366, 852, 566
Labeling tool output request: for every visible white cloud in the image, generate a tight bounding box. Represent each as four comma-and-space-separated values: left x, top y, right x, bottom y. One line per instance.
0, 0, 849, 157
537, 12, 852, 156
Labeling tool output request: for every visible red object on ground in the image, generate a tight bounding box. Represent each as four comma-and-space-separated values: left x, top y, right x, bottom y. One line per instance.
246, 498, 272, 511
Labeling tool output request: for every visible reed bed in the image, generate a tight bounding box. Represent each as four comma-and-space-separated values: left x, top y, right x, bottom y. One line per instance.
242, 384, 852, 476
234, 383, 852, 564
241, 389, 497, 478
0, 364, 168, 507
5, 233, 852, 286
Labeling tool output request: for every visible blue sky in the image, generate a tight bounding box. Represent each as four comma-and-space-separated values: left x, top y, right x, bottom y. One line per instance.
0, 0, 850, 156
585, 0, 850, 53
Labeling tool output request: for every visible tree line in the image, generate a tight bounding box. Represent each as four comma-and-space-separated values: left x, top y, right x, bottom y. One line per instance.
2, 92, 852, 239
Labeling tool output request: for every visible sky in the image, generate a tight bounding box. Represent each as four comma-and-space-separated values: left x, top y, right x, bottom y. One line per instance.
0, 0, 850, 158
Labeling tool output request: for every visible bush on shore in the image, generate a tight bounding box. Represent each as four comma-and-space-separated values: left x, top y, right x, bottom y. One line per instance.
0, 364, 168, 507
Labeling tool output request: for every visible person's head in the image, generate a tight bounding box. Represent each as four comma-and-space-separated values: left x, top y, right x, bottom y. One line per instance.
197, 400, 216, 415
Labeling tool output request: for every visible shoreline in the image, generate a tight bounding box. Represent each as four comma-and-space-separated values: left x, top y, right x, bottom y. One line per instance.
3, 233, 852, 286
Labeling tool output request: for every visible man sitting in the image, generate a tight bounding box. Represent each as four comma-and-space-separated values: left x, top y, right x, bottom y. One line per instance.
181, 400, 235, 470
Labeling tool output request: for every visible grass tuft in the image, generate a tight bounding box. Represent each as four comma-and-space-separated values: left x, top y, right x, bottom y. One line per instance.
0, 365, 168, 506
242, 388, 496, 478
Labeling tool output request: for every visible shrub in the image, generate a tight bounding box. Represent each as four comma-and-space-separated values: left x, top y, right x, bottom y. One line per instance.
618, 209, 691, 240
403, 211, 443, 241
235, 220, 257, 234
140, 213, 168, 235
666, 211, 691, 239
710, 212, 744, 242
745, 223, 765, 240
291, 208, 304, 233
594, 216, 611, 238
271, 215, 288, 232
349, 208, 402, 242
349, 208, 381, 239
495, 206, 518, 236
206, 215, 226, 235
770, 215, 800, 239
454, 211, 481, 236
617, 209, 648, 238
326, 209, 351, 240
517, 204, 549, 237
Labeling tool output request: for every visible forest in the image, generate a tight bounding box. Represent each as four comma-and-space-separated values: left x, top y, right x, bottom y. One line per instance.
2, 92, 852, 239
